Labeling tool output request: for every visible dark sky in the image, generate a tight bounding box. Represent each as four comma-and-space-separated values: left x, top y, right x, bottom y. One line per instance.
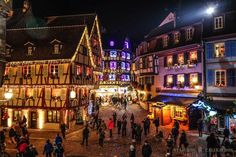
15, 0, 233, 49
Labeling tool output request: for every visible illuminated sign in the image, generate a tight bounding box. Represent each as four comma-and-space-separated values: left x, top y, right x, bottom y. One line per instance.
110, 50, 117, 57
126, 63, 130, 71
121, 62, 126, 69
126, 53, 130, 60
109, 74, 116, 80
124, 41, 129, 49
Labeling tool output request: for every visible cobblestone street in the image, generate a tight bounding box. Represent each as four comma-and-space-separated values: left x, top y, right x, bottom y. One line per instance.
5, 103, 209, 157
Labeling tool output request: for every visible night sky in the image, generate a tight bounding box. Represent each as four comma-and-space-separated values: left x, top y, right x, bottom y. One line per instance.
14, 0, 234, 50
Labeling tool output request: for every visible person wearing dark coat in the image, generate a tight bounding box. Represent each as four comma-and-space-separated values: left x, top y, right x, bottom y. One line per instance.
117, 118, 122, 135
60, 123, 66, 139
171, 127, 179, 145
129, 144, 136, 157
153, 117, 160, 134
98, 128, 105, 147
55, 133, 62, 145
81, 126, 90, 146
24, 144, 38, 157
222, 137, 231, 157
198, 119, 204, 137
54, 143, 64, 157
43, 139, 53, 157
9, 126, 16, 144
142, 140, 152, 157
112, 112, 117, 128
179, 130, 187, 149
223, 126, 230, 142
122, 119, 127, 136
206, 133, 217, 157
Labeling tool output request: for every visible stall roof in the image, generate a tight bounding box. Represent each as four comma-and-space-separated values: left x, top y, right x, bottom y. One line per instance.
147, 95, 197, 107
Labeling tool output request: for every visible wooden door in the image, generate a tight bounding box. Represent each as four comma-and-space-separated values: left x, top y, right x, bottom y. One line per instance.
30, 111, 37, 129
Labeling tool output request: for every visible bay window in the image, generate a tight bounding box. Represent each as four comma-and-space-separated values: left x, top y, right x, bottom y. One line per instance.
215, 70, 226, 87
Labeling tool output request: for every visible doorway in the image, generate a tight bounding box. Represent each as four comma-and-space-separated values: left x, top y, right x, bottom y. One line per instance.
30, 111, 37, 129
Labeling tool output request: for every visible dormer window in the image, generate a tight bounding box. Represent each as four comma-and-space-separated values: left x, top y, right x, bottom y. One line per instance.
186, 27, 194, 40
54, 44, 60, 54
28, 47, 33, 55
24, 42, 35, 56
173, 32, 180, 44
163, 36, 169, 47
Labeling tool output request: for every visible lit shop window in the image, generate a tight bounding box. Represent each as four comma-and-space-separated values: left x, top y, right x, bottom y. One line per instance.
163, 36, 169, 47
189, 51, 198, 63
110, 51, 117, 57
215, 70, 226, 87
190, 73, 198, 87
109, 74, 116, 81
13, 110, 22, 122
177, 74, 185, 88
214, 16, 224, 30
214, 43, 225, 58
178, 53, 184, 65
167, 56, 173, 67
110, 61, 117, 70
47, 111, 60, 123
167, 75, 173, 87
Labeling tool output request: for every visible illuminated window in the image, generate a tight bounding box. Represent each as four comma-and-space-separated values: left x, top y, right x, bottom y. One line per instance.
23, 66, 31, 77
177, 74, 185, 88
121, 51, 126, 59
4, 67, 9, 76
47, 111, 60, 123
53, 44, 60, 54
214, 43, 225, 57
86, 67, 91, 76
76, 65, 82, 75
163, 36, 169, 47
167, 56, 173, 67
189, 51, 198, 63
109, 74, 116, 81
190, 73, 198, 87
174, 32, 180, 44
178, 53, 184, 65
110, 51, 117, 57
110, 61, 117, 70
126, 53, 130, 60
121, 62, 126, 70
13, 110, 22, 122
186, 27, 194, 40
215, 70, 226, 87
167, 75, 173, 87
50, 64, 59, 76
214, 16, 224, 30
126, 63, 130, 71
27, 46, 33, 55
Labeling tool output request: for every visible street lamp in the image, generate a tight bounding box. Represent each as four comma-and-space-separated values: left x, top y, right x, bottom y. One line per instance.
4, 89, 13, 100
206, 6, 216, 15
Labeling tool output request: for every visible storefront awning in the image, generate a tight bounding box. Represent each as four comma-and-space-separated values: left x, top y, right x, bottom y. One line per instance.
147, 95, 197, 107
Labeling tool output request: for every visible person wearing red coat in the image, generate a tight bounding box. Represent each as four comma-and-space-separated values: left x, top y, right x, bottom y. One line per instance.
108, 118, 114, 138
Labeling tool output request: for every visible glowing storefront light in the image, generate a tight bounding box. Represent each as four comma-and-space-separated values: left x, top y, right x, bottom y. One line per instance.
70, 90, 76, 99
7, 109, 13, 127
4, 89, 13, 100
38, 109, 45, 129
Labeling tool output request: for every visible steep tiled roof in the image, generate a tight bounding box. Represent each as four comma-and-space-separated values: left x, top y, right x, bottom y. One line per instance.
6, 25, 86, 61
46, 14, 96, 34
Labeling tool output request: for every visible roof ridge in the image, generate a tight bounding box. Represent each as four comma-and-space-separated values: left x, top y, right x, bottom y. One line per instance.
7, 24, 86, 31
47, 13, 97, 19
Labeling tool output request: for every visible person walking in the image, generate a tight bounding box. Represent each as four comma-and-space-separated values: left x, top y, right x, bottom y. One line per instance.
108, 118, 114, 138
198, 119, 204, 137
55, 133, 62, 145
166, 134, 174, 157
60, 123, 66, 139
117, 118, 122, 135
206, 133, 217, 157
171, 127, 179, 145
142, 140, 152, 157
143, 118, 150, 136
9, 126, 16, 144
113, 112, 117, 128
136, 123, 143, 143
43, 139, 53, 157
130, 113, 135, 128
54, 143, 64, 157
153, 117, 160, 134
223, 126, 230, 143
129, 144, 136, 157
122, 119, 127, 137
98, 128, 105, 147
179, 130, 188, 149
81, 126, 90, 146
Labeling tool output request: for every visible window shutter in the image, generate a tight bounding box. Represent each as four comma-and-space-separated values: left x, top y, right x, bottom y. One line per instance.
173, 75, 177, 87
184, 74, 190, 87
227, 69, 235, 86
225, 41, 232, 57
184, 52, 189, 64
207, 69, 214, 86
205, 43, 214, 59
173, 54, 177, 65
17, 66, 22, 77
198, 73, 202, 85
31, 65, 35, 76
164, 57, 167, 67
197, 50, 202, 63
164, 75, 167, 87
58, 64, 64, 76
231, 40, 236, 56
43, 64, 48, 77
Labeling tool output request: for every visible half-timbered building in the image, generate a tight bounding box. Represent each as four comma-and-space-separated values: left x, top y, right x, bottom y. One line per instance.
0, 8, 103, 129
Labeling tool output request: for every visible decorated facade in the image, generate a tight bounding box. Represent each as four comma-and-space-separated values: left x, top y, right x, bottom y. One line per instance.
0, 5, 103, 129
97, 38, 131, 97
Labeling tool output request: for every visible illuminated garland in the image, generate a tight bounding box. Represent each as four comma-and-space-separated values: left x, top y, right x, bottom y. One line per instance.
7, 59, 71, 66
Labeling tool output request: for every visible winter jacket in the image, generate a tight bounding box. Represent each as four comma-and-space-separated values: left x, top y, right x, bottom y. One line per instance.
153, 118, 159, 127
43, 142, 53, 154
108, 120, 114, 130
83, 127, 90, 138
142, 144, 152, 157
55, 136, 62, 145
9, 128, 16, 137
